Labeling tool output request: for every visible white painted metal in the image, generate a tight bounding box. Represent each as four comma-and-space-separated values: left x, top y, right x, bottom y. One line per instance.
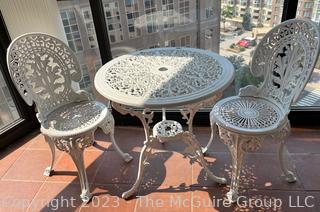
210, 19, 320, 203
95, 47, 234, 108
95, 48, 235, 199
6, 33, 133, 203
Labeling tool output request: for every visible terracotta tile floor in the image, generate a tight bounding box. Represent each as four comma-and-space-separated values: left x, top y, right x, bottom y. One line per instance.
0, 126, 319, 211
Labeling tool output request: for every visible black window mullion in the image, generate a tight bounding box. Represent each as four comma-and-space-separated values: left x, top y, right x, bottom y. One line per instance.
281, 0, 298, 21
89, 0, 112, 64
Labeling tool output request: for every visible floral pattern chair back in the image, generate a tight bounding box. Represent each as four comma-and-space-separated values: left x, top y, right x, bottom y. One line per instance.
244, 19, 320, 113
210, 19, 320, 203
6, 33, 133, 203
7, 33, 89, 122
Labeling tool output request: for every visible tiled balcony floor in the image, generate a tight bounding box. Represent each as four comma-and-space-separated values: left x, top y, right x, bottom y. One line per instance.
0, 126, 320, 211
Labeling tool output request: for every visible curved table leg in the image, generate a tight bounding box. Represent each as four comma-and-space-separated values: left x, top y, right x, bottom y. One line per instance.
122, 137, 156, 199
112, 102, 154, 199
180, 93, 222, 153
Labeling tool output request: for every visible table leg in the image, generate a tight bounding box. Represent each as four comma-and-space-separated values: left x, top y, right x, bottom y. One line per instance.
122, 137, 156, 199
112, 102, 153, 139
112, 102, 154, 199
180, 93, 222, 153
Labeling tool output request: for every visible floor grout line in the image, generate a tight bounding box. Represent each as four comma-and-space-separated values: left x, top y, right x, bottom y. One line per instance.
25, 178, 46, 212
90, 151, 108, 186
25, 151, 73, 212
0, 146, 27, 181
2, 127, 320, 211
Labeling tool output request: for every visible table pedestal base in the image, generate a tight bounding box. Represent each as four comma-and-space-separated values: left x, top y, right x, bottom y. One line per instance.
122, 128, 227, 200
112, 102, 226, 200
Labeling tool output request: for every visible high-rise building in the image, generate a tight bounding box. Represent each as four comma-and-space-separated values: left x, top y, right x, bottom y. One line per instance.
312, 0, 320, 24
0, 72, 19, 127
221, 0, 283, 27
57, 0, 221, 92
296, 0, 314, 19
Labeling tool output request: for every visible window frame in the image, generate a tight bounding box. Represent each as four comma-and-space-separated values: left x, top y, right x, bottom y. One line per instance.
0, 11, 38, 148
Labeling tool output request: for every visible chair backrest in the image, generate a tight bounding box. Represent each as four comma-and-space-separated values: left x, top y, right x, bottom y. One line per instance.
7, 33, 89, 122
251, 19, 320, 112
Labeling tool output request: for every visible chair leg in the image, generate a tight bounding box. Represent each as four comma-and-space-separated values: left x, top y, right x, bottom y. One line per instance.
43, 135, 55, 176
68, 139, 92, 203
225, 138, 246, 203
202, 119, 218, 154
274, 122, 297, 183
100, 112, 133, 162
278, 141, 297, 183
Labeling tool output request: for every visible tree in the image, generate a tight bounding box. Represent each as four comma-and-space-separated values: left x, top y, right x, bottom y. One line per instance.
257, 11, 264, 28
221, 5, 233, 31
242, 9, 252, 31
227, 55, 263, 93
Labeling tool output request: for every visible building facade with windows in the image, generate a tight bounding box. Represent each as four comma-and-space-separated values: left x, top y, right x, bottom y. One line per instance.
221, 0, 283, 27
57, 0, 221, 92
296, 0, 314, 18
311, 0, 320, 24
0, 72, 19, 128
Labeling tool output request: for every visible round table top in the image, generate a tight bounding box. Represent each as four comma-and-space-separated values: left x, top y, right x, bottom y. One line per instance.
94, 47, 235, 108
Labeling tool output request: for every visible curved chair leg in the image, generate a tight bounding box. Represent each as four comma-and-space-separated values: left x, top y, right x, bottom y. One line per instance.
43, 135, 55, 176
68, 139, 92, 203
274, 122, 297, 183
202, 119, 218, 154
122, 137, 155, 199
278, 141, 297, 183
100, 112, 133, 162
224, 136, 246, 203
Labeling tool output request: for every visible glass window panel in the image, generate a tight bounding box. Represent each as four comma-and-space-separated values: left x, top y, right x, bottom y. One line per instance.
75, 39, 83, 51
62, 19, 69, 26
73, 31, 80, 39
68, 41, 75, 51
103, 1, 123, 43
293, 0, 320, 107
98, 0, 285, 105
66, 33, 72, 40
71, 24, 79, 32
57, 0, 102, 99
69, 17, 77, 25
0, 70, 20, 129
60, 11, 67, 19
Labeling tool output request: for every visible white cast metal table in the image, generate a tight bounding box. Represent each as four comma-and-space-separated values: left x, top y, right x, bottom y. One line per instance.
95, 47, 235, 199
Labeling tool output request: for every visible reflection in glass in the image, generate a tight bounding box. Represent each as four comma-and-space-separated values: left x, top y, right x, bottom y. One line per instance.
294, 0, 320, 107
0, 70, 19, 129
57, 0, 102, 98
57, 0, 295, 104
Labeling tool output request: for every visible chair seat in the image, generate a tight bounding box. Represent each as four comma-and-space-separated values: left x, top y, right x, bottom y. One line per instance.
41, 101, 109, 137
211, 96, 286, 135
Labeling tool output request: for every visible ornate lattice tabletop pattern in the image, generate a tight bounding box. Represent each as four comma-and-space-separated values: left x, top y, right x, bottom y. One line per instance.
94, 47, 235, 199
95, 48, 234, 108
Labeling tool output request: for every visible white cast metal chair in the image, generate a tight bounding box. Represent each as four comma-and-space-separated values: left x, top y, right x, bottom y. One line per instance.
210, 19, 320, 203
6, 33, 133, 202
